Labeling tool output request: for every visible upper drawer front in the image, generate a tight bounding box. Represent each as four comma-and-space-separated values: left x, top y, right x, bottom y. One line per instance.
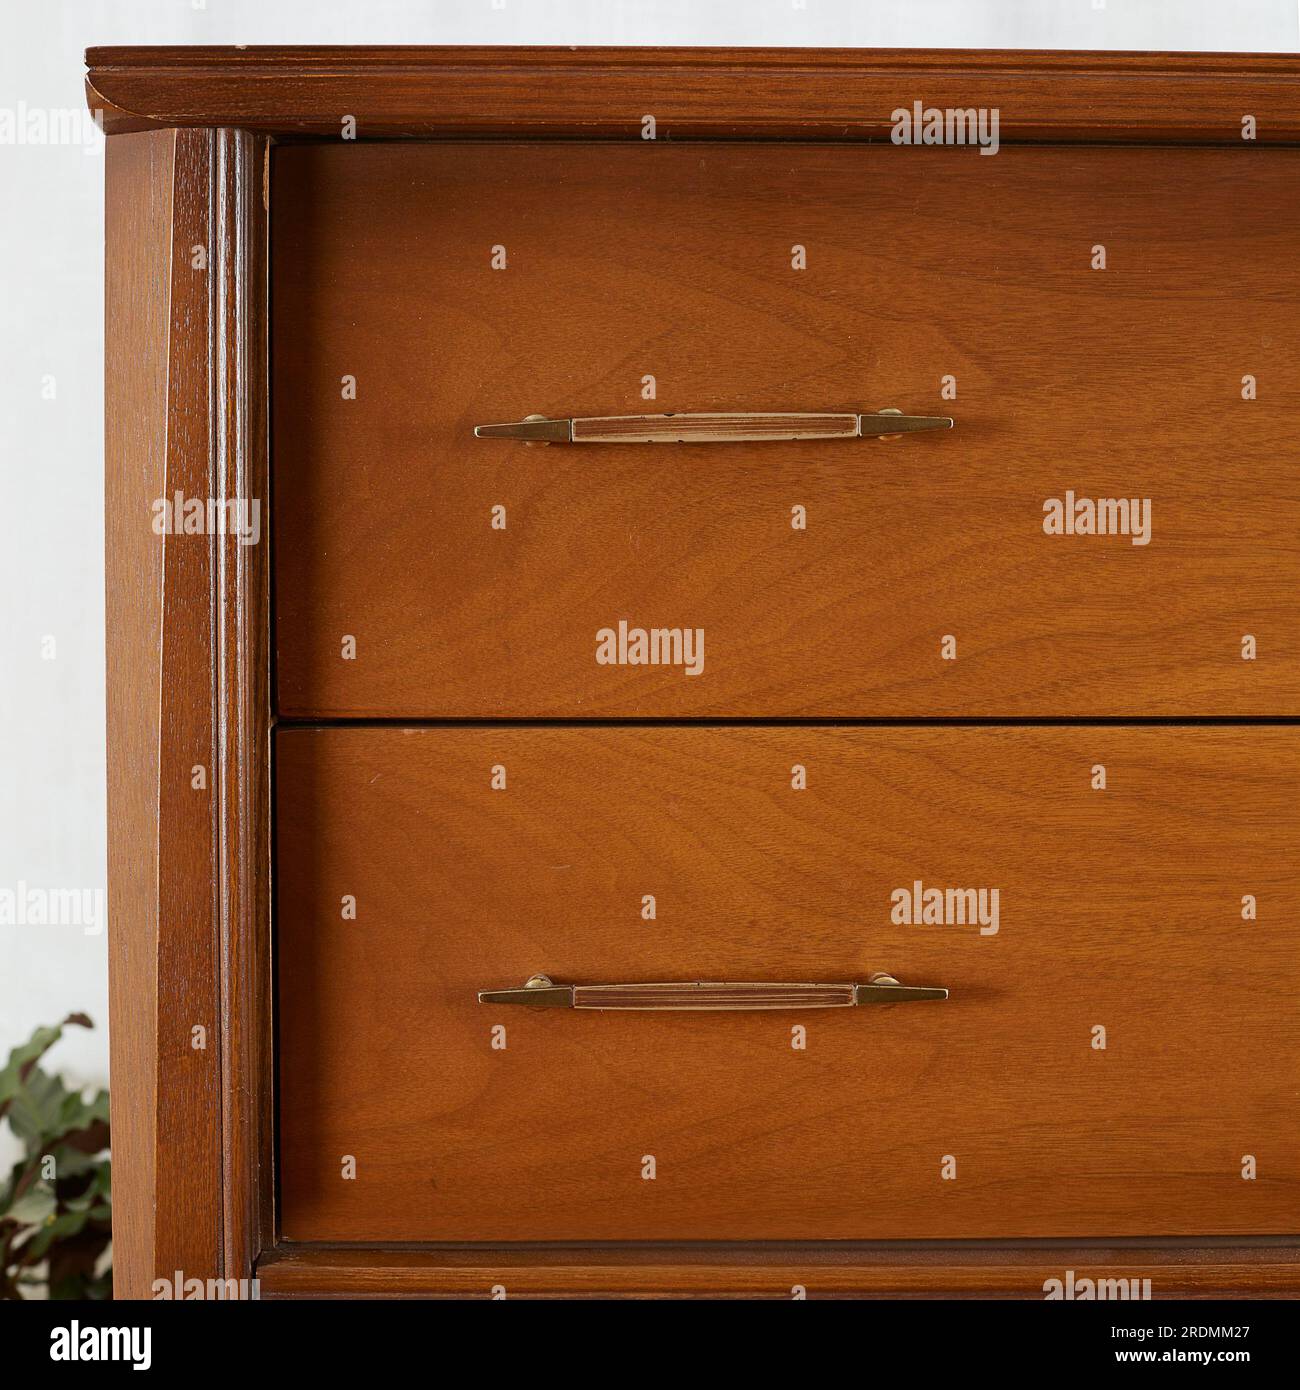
273, 143, 1300, 718
276, 726, 1300, 1243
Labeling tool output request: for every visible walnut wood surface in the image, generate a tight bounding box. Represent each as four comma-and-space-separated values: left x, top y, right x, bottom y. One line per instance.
272, 142, 1300, 717
106, 128, 225, 1293
99, 43, 1300, 1301
104, 127, 272, 1298
105, 128, 172, 1299
211, 128, 275, 1274
83, 47, 1300, 142
276, 726, 1300, 1244
255, 1243, 1300, 1300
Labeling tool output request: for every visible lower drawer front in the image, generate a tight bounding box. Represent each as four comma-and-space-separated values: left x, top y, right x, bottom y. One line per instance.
275, 726, 1299, 1243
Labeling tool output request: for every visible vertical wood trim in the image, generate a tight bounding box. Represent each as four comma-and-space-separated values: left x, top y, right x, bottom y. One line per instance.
105, 128, 174, 1300
105, 126, 270, 1297
153, 127, 223, 1284
213, 127, 273, 1274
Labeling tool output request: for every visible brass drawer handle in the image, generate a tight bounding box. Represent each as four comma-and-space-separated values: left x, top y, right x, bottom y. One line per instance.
474, 409, 954, 444
477, 973, 948, 1010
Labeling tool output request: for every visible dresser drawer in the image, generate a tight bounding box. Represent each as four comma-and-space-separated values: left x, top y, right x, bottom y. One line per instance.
272, 142, 1300, 718
276, 725, 1300, 1243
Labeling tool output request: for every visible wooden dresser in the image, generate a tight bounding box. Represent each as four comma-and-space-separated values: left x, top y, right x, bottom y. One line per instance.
95, 46, 1300, 1299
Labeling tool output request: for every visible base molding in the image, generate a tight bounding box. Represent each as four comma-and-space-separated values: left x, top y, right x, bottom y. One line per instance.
255, 1243, 1300, 1300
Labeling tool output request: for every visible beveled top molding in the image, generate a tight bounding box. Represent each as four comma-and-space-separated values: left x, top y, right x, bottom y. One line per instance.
84, 45, 1300, 142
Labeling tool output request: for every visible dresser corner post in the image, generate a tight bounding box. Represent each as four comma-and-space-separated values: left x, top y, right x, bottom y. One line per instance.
103, 122, 272, 1300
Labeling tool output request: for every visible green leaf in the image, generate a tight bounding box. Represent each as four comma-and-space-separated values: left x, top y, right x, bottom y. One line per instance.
42, 1147, 96, 1181
22, 1208, 88, 1263
83, 1089, 110, 1129
0, 1156, 33, 1220
7, 1070, 68, 1145
76, 1162, 111, 1203
0, 1158, 23, 1213
57, 1089, 95, 1131
6, 1183, 56, 1226
0, 1016, 107, 1300
0, 1015, 92, 1118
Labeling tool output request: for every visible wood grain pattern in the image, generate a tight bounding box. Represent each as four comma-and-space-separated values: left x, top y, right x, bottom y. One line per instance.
83, 46, 1300, 142
275, 726, 1300, 1244
104, 126, 272, 1297
255, 1243, 1300, 1300
100, 44, 1300, 1301
271, 142, 1300, 718
212, 127, 275, 1274
152, 126, 228, 1290
104, 128, 173, 1300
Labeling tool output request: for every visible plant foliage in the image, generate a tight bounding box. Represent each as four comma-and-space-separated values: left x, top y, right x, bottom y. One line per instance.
0, 1014, 111, 1299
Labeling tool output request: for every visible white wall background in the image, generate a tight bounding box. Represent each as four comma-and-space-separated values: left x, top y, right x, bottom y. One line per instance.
2, 0, 1298, 1164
